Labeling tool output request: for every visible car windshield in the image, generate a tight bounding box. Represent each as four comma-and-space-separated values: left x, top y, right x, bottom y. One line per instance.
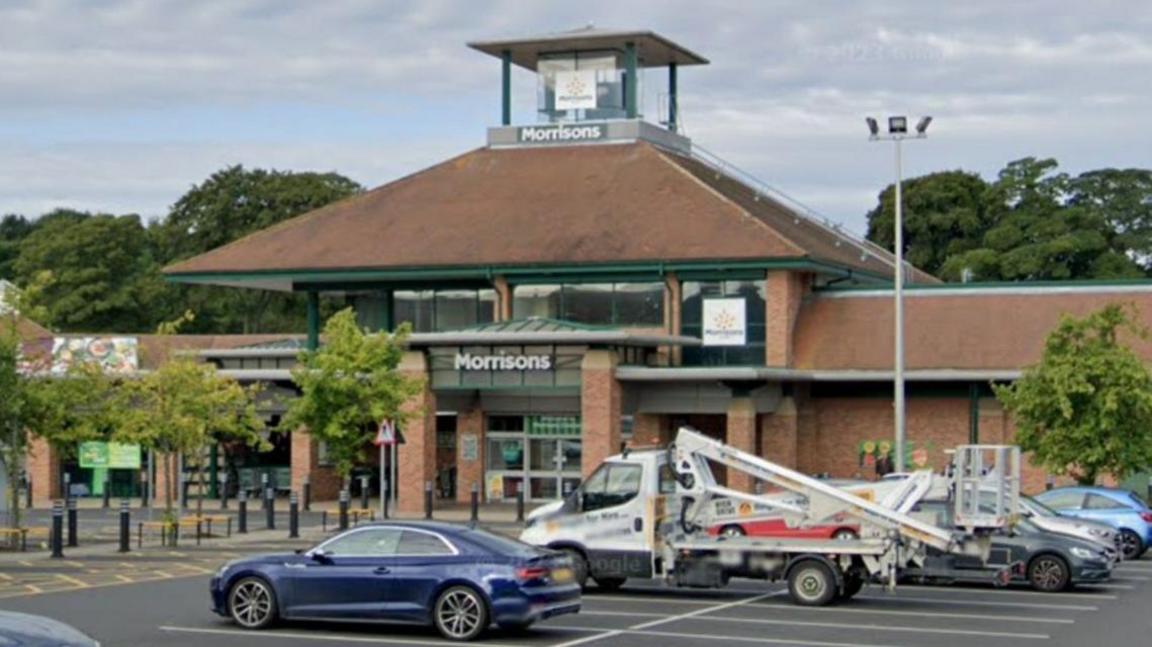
1024, 496, 1058, 516
1125, 492, 1150, 510
460, 528, 544, 557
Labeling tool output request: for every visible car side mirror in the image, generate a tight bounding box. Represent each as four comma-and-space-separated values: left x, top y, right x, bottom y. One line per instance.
307, 548, 330, 562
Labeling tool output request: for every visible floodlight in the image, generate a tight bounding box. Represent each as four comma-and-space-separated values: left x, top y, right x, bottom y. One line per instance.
916, 116, 932, 134
865, 117, 879, 136
888, 116, 908, 134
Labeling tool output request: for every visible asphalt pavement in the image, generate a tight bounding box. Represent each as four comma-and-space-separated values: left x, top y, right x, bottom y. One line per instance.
1, 532, 1150, 647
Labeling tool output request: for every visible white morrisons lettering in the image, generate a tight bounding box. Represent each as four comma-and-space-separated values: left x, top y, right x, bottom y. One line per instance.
454, 352, 553, 371
518, 124, 605, 143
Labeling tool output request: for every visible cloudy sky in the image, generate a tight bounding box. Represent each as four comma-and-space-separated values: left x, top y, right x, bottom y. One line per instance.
2, 0, 1149, 234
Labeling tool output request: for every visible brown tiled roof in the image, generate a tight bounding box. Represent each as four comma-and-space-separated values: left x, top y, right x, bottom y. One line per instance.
163, 142, 923, 282
793, 288, 1152, 371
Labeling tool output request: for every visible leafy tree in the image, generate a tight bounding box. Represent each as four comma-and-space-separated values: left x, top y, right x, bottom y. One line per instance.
865, 170, 990, 277
154, 165, 363, 334
113, 315, 265, 518
281, 309, 420, 483
1068, 168, 1152, 271
0, 214, 34, 280
13, 212, 167, 332
995, 304, 1152, 485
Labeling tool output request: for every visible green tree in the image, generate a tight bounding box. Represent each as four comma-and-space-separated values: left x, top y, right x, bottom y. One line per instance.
1068, 168, 1152, 272
995, 304, 1152, 485
281, 309, 420, 483
865, 170, 990, 277
154, 165, 363, 334
13, 212, 167, 332
0, 214, 34, 280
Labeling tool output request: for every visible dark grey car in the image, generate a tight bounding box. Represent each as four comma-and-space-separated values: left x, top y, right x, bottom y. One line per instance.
0, 611, 99, 646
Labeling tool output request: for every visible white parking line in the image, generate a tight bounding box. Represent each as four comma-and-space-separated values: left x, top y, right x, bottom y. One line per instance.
1111, 574, 1150, 581
550, 592, 779, 647
897, 585, 1118, 600
854, 594, 1099, 611
159, 625, 518, 646
548, 626, 906, 647
738, 603, 1075, 624
1079, 583, 1134, 590
586, 594, 749, 606
672, 615, 1050, 640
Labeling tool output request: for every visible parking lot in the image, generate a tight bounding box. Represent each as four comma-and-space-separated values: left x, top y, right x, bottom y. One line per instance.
1, 534, 1149, 647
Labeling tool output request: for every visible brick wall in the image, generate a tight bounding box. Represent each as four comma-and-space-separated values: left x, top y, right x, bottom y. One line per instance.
290, 431, 341, 501
581, 350, 621, 477
28, 436, 59, 506
726, 398, 757, 492
456, 407, 485, 504
632, 413, 669, 446
397, 352, 436, 513
765, 271, 809, 367
760, 395, 798, 468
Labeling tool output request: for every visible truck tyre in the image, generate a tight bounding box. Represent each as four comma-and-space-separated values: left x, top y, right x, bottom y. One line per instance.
595, 577, 627, 592
1027, 554, 1070, 592
560, 548, 590, 589
787, 559, 838, 606
839, 573, 864, 600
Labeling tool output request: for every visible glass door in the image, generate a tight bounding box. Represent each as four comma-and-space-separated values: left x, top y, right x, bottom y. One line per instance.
528, 438, 582, 501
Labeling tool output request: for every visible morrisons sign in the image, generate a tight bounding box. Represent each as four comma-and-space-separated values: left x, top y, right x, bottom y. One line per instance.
517, 123, 606, 144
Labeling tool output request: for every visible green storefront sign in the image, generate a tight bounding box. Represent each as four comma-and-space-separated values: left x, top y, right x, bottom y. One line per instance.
78, 442, 142, 469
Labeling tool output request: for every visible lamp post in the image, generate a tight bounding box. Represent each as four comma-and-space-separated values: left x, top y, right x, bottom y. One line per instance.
867, 115, 931, 473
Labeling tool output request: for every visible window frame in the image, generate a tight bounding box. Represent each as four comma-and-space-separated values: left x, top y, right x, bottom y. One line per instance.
314, 526, 459, 558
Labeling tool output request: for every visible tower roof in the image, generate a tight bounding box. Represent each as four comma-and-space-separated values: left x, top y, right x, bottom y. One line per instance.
468, 26, 709, 71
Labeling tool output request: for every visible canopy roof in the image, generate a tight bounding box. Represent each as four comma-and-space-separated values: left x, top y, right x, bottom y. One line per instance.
468, 26, 709, 71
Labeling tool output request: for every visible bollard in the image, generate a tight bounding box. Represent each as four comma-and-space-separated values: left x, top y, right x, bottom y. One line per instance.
265, 487, 275, 530
515, 486, 525, 523
140, 473, 149, 508
382, 482, 389, 520
260, 473, 269, 510
339, 489, 350, 531
118, 499, 131, 553
25, 477, 32, 509
237, 490, 248, 534
303, 477, 311, 512
180, 475, 189, 510
66, 497, 78, 548
289, 492, 299, 539
469, 482, 479, 525
50, 501, 64, 559
220, 473, 229, 510
322, 509, 328, 533
424, 481, 433, 520
359, 476, 370, 512
102, 476, 111, 509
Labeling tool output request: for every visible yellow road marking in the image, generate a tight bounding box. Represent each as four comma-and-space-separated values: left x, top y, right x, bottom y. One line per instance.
56, 574, 89, 588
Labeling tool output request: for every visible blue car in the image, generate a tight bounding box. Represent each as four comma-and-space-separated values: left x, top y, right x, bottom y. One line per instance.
1034, 487, 1152, 560
210, 521, 580, 641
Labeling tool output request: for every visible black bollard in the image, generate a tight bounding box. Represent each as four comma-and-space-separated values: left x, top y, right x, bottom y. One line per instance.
424, 481, 433, 520
339, 489, 350, 531
265, 487, 275, 530
66, 497, 78, 548
515, 486, 525, 523
302, 477, 311, 512
469, 482, 479, 525
260, 473, 269, 510
24, 476, 32, 509
118, 499, 130, 553
237, 490, 248, 534
382, 482, 389, 520
220, 473, 229, 510
359, 476, 370, 513
180, 475, 189, 510
50, 501, 64, 559
140, 473, 149, 508
102, 477, 111, 509
289, 492, 299, 539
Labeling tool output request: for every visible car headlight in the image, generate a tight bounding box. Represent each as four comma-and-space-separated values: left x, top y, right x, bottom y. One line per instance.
1070, 547, 1096, 559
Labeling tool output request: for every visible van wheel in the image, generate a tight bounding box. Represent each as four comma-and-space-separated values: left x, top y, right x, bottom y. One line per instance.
595, 577, 627, 592
1027, 555, 1070, 592
787, 560, 838, 606
560, 548, 589, 589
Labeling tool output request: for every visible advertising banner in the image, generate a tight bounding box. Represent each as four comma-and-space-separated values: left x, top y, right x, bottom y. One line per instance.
554, 69, 598, 110
702, 298, 747, 346
51, 337, 138, 374
78, 441, 142, 469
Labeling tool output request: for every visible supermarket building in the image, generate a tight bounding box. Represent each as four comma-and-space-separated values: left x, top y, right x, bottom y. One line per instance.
150, 28, 1152, 512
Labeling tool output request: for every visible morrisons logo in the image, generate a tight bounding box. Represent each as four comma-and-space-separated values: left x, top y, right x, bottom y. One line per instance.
518, 124, 605, 143
454, 352, 553, 371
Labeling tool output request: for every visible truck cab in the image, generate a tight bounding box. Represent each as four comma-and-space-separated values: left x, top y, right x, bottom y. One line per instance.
520, 449, 673, 589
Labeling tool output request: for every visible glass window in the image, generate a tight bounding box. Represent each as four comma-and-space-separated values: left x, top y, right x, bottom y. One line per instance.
513, 284, 561, 319
615, 282, 664, 325
563, 283, 613, 324
486, 438, 524, 471
397, 530, 455, 555
658, 464, 679, 494
435, 290, 478, 331
321, 528, 402, 556
1084, 494, 1127, 510
394, 290, 433, 333
1037, 491, 1085, 510
581, 464, 642, 512
351, 292, 386, 331
681, 278, 767, 366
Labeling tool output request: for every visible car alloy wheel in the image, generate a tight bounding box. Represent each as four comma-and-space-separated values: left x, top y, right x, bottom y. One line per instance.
832, 529, 858, 541
434, 586, 487, 641
1028, 555, 1069, 592
721, 525, 746, 538
229, 577, 276, 629
1118, 529, 1144, 560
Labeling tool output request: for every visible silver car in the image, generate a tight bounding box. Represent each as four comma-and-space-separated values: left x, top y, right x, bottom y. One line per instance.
1019, 496, 1122, 560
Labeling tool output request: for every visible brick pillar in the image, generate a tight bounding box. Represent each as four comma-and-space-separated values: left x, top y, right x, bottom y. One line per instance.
632, 413, 668, 446
493, 276, 512, 321
456, 407, 485, 504
28, 436, 60, 507
665, 273, 682, 365
291, 431, 340, 501
765, 271, 808, 367
581, 350, 621, 477
760, 396, 798, 468
153, 452, 178, 509
398, 351, 435, 513
726, 397, 757, 492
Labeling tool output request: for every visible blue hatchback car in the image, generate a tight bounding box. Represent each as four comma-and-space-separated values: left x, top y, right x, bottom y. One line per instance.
211, 521, 580, 641
1034, 487, 1152, 560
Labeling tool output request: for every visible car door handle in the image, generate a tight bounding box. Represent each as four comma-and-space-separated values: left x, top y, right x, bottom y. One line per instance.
373, 567, 390, 575
634, 518, 643, 532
